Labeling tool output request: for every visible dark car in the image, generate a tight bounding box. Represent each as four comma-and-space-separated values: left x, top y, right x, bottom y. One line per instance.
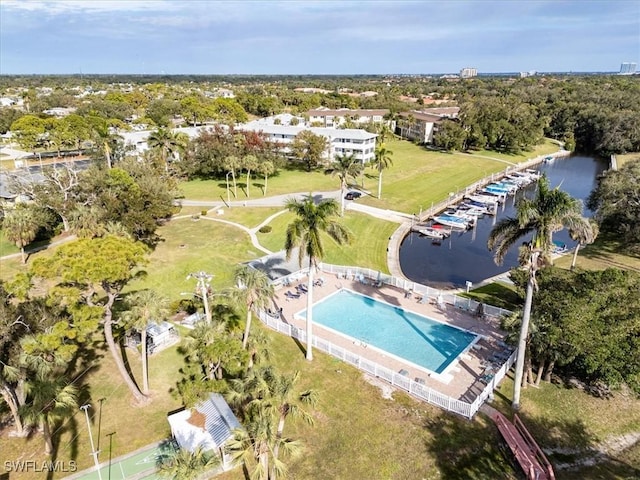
345, 191, 362, 200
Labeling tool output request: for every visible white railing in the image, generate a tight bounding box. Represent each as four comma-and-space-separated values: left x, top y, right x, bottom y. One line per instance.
318, 263, 512, 320
259, 309, 496, 419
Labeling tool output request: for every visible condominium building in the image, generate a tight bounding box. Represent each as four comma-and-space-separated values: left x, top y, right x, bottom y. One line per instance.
620, 62, 637, 75
396, 107, 460, 144
460, 67, 478, 78
306, 108, 390, 128
237, 120, 378, 163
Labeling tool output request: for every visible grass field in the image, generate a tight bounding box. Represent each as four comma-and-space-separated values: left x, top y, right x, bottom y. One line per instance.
2, 322, 637, 480
256, 210, 397, 273
2, 138, 640, 479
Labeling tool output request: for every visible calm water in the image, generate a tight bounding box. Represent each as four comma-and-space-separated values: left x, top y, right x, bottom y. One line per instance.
296, 289, 477, 374
399, 155, 608, 289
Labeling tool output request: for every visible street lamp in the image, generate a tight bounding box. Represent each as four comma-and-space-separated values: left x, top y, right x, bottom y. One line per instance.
80, 404, 102, 480
187, 271, 214, 325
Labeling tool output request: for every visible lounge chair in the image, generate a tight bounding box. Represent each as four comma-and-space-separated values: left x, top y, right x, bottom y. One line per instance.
398, 369, 409, 377
285, 291, 300, 299
418, 296, 428, 304
415, 377, 426, 385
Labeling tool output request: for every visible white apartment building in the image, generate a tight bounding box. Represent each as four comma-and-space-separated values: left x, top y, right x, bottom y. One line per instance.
237, 120, 378, 163
306, 108, 390, 128
120, 121, 377, 164
460, 67, 478, 78
396, 107, 460, 144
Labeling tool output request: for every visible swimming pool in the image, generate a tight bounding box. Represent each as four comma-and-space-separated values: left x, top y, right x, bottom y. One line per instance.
296, 289, 478, 374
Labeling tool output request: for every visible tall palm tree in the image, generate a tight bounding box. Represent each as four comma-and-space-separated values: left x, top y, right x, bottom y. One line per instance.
324, 154, 363, 216
21, 371, 78, 455
284, 196, 351, 360
225, 406, 303, 480
231, 266, 275, 350
243, 154, 258, 198
258, 161, 275, 196
3, 204, 41, 264
373, 143, 393, 199
123, 289, 169, 395
569, 219, 599, 269
147, 128, 186, 174
488, 175, 593, 409
262, 370, 317, 472
224, 155, 241, 198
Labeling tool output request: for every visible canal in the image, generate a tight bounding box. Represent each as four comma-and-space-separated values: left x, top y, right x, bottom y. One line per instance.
398, 155, 608, 289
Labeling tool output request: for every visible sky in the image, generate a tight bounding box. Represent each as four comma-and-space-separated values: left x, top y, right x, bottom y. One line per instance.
0, 0, 638, 75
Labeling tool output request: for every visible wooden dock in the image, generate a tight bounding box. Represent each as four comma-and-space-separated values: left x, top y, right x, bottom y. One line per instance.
485, 407, 555, 480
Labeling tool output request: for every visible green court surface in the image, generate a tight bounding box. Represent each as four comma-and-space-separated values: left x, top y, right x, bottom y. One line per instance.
65, 440, 175, 480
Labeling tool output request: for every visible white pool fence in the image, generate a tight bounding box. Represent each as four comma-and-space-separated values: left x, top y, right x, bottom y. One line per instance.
261, 264, 516, 419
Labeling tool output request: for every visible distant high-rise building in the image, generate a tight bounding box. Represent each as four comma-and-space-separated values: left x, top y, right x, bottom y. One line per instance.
460, 67, 478, 78
620, 62, 637, 75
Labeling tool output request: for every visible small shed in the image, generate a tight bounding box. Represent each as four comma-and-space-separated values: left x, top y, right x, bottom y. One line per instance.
146, 321, 178, 353
167, 393, 242, 471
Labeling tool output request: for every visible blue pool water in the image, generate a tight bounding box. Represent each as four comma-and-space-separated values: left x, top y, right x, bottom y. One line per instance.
296, 289, 478, 374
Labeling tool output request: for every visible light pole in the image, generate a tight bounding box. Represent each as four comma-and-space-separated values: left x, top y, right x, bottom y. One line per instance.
187, 271, 214, 325
80, 404, 102, 480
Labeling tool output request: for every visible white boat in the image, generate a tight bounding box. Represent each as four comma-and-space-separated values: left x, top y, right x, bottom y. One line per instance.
466, 194, 501, 205
413, 226, 449, 239
433, 214, 471, 229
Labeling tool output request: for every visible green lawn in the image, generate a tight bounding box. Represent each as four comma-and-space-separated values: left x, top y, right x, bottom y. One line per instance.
4, 321, 637, 480
356, 138, 561, 214
0, 229, 19, 256
178, 168, 339, 201
125, 217, 262, 299
256, 210, 397, 273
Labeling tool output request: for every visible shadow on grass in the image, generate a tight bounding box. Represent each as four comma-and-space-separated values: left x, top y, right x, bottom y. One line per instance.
424, 412, 517, 479
464, 283, 522, 311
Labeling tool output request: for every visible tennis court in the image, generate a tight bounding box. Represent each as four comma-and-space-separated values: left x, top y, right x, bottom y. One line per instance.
64, 440, 175, 480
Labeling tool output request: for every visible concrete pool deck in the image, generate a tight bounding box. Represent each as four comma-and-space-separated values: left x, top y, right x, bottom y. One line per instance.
273, 273, 511, 402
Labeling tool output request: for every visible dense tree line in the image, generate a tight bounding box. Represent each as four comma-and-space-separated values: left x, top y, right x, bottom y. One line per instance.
588, 160, 640, 253
508, 267, 640, 394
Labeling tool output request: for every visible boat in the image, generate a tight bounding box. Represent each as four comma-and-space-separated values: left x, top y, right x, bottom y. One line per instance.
482, 186, 510, 197
412, 226, 449, 239
466, 194, 501, 205
543, 156, 555, 164
433, 214, 472, 229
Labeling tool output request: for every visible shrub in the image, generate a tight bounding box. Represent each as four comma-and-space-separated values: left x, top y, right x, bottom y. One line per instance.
258, 225, 272, 234
201, 210, 208, 216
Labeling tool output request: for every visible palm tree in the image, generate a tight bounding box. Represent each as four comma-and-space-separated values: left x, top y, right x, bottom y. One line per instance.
243, 154, 258, 198
284, 196, 351, 360
487, 175, 593, 409
3, 204, 41, 264
570, 219, 599, 269
157, 446, 220, 480
263, 370, 317, 471
147, 128, 186, 174
21, 371, 78, 455
231, 266, 274, 350
258, 161, 275, 196
373, 143, 393, 199
324, 154, 363, 216
224, 155, 241, 198
225, 406, 303, 480
123, 289, 169, 395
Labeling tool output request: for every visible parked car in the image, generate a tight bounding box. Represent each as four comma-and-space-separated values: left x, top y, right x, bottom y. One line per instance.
345, 191, 362, 200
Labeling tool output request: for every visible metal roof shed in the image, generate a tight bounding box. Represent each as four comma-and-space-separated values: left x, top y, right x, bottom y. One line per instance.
167, 393, 242, 471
